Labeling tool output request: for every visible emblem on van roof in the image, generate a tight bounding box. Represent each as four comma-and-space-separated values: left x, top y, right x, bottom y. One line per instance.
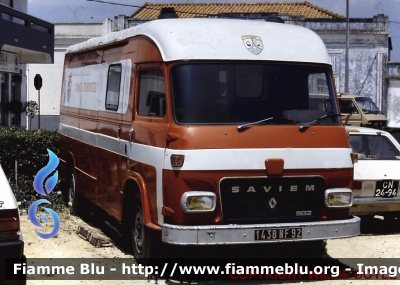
242, 35, 264, 55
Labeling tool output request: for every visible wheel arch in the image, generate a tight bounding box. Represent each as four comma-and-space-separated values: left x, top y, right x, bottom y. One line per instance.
122, 174, 152, 226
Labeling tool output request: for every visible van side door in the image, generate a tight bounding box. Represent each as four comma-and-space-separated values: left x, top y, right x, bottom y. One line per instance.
128, 64, 169, 226
96, 46, 132, 217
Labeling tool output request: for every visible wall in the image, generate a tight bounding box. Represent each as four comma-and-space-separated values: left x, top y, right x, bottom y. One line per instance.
26, 22, 103, 130
116, 14, 390, 115
306, 15, 390, 113
387, 62, 400, 130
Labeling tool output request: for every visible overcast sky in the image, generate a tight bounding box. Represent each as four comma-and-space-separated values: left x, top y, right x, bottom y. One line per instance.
27, 0, 400, 61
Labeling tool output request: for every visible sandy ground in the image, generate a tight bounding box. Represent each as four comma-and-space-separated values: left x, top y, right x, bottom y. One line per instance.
18, 210, 400, 285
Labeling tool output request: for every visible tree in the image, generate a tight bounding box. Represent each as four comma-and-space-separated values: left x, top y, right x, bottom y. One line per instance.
24, 100, 39, 130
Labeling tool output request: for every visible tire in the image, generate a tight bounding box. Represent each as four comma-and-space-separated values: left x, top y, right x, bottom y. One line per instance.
66, 170, 78, 215
130, 194, 159, 264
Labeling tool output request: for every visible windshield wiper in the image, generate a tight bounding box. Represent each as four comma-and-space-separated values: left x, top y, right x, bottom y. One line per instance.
299, 112, 340, 131
237, 117, 300, 130
237, 117, 273, 130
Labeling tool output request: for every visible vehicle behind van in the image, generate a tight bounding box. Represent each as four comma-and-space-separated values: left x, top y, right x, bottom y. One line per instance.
0, 164, 25, 284
338, 93, 387, 129
59, 18, 360, 263
346, 126, 400, 220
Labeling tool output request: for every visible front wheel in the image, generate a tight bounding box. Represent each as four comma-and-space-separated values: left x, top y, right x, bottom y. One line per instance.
130, 195, 160, 264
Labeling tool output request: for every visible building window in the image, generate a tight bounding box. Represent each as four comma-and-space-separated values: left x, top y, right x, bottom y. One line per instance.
0, 73, 9, 126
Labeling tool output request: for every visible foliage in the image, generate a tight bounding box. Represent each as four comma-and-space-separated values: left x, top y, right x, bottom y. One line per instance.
24, 100, 39, 118
24, 101, 40, 130
0, 127, 64, 211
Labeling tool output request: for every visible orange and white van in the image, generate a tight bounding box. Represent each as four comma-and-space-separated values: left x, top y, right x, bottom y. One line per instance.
59, 18, 360, 262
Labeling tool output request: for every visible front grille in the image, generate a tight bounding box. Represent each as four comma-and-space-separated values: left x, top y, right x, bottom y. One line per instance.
219, 176, 324, 224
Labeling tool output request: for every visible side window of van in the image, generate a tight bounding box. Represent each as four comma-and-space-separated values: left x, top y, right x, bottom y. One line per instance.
138, 70, 166, 117
105, 64, 122, 111
339, 99, 358, 114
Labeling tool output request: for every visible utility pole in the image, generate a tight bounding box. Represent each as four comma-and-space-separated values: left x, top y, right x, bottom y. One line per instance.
345, 0, 350, 93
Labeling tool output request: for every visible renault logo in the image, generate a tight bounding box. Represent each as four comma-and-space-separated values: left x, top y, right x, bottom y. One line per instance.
269, 198, 277, 209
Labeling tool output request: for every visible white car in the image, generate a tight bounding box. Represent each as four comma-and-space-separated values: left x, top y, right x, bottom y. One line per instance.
0, 164, 25, 284
346, 126, 400, 220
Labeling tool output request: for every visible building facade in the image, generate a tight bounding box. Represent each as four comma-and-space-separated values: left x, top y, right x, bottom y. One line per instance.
0, 0, 27, 128
0, 1, 53, 128
26, 2, 396, 130
387, 62, 400, 129
122, 2, 391, 112
26, 23, 104, 130
304, 15, 390, 112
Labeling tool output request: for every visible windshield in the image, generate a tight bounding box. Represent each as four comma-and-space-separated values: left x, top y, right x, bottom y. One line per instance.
355, 97, 381, 114
171, 63, 340, 125
349, 134, 400, 160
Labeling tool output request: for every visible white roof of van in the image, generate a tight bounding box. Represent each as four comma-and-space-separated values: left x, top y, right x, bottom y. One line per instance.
66, 18, 330, 64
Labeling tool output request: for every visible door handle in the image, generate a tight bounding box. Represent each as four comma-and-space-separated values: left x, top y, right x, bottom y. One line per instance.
129, 128, 135, 143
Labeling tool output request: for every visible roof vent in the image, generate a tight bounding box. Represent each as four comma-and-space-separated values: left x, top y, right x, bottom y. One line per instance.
158, 7, 179, 19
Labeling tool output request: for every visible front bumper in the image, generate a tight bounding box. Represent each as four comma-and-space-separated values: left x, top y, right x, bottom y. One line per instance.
162, 216, 360, 245
352, 197, 400, 215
